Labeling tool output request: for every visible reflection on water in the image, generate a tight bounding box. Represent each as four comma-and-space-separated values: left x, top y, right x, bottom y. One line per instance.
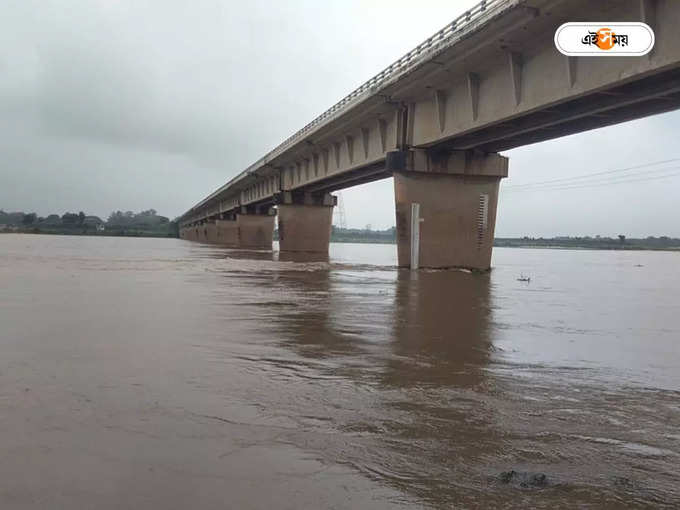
389, 270, 493, 388
0, 234, 679, 508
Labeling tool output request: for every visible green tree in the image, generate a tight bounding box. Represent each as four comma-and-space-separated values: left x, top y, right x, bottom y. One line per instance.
43, 214, 61, 225
61, 212, 79, 225
22, 213, 37, 225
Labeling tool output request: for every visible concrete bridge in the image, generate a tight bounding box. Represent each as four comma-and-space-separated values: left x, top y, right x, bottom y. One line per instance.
180, 0, 680, 270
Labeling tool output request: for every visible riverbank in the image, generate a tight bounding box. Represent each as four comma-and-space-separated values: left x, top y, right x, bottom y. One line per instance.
4, 230, 680, 251
1, 228, 176, 238
494, 237, 680, 251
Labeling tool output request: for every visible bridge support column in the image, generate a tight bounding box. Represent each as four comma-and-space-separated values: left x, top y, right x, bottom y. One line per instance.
181, 226, 194, 241
192, 225, 203, 242
189, 226, 200, 242
391, 150, 508, 271
204, 221, 218, 243
236, 213, 275, 250
277, 192, 336, 253
191, 222, 210, 243
215, 217, 239, 247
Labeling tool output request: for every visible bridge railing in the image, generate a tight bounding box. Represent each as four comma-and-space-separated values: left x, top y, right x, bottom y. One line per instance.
187, 0, 514, 216
264, 0, 512, 158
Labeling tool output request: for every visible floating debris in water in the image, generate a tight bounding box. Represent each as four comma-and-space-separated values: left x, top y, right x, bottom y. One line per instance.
499, 470, 549, 488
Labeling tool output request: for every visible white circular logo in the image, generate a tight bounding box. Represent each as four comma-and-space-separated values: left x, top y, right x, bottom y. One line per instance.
555, 22, 655, 56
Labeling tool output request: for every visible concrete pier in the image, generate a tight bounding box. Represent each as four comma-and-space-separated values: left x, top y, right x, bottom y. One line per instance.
278, 205, 333, 253
181, 223, 211, 243
393, 151, 507, 270
204, 222, 217, 243
236, 214, 274, 250
180, 215, 273, 250
277, 192, 335, 254
215, 218, 239, 247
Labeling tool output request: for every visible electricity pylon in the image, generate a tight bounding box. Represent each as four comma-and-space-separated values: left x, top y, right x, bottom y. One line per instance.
333, 192, 347, 230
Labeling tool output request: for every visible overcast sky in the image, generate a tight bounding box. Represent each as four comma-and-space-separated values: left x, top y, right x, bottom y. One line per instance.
1, 0, 679, 237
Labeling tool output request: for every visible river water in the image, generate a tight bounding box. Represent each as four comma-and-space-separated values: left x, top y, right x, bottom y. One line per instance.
0, 234, 679, 509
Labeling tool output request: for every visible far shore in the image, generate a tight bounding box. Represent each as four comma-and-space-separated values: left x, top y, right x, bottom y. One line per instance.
3, 230, 680, 252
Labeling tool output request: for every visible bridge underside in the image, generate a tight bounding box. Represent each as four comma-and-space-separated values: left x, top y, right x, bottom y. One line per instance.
444, 66, 680, 153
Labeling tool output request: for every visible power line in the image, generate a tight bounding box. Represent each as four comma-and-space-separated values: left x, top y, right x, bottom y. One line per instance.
501, 168, 680, 195
504, 167, 680, 192
502, 157, 680, 190
503, 164, 680, 192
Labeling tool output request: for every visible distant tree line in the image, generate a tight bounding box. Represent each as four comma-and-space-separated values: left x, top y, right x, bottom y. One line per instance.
325, 228, 680, 250
0, 209, 179, 238
330, 225, 397, 244
310, 227, 680, 250
494, 235, 680, 250
3, 209, 679, 250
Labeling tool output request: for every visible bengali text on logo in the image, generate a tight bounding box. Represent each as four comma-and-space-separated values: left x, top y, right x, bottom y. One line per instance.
555, 22, 654, 56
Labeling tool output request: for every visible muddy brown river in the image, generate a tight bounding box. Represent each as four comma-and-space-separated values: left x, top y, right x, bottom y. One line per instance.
1, 234, 678, 508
